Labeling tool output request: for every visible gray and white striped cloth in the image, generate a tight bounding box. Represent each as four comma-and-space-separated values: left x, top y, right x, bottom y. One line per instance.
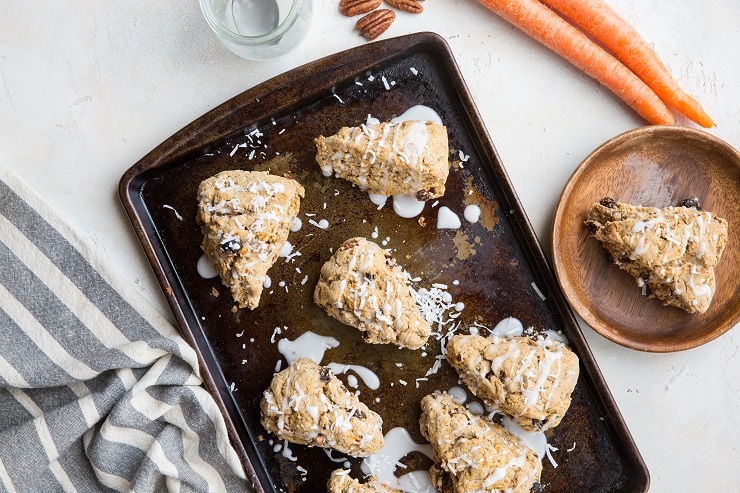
0, 164, 249, 492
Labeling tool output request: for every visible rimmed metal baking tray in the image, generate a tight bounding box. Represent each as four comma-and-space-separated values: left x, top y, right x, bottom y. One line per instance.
119, 32, 649, 493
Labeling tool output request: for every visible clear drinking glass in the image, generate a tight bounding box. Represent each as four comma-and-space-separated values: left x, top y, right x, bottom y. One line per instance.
200, 0, 313, 61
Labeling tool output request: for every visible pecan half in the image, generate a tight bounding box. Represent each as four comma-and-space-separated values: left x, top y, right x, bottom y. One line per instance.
355, 9, 395, 40
385, 0, 423, 14
339, 0, 381, 17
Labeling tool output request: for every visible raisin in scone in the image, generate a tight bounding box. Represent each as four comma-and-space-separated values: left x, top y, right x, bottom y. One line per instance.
315, 121, 449, 201
327, 469, 403, 493
419, 392, 542, 493
585, 197, 729, 314
260, 358, 383, 457
197, 170, 304, 310
446, 334, 579, 432
314, 237, 431, 350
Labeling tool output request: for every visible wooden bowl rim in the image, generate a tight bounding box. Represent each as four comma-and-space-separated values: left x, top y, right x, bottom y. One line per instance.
552, 125, 740, 352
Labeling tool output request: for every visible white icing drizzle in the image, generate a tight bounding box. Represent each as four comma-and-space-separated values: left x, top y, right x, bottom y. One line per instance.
276, 331, 340, 364
366, 114, 380, 126
391, 105, 444, 126
446, 385, 468, 404
368, 193, 388, 208
278, 241, 293, 257
544, 329, 569, 345
687, 264, 713, 297
463, 204, 481, 223
436, 206, 461, 230
490, 317, 524, 338
361, 427, 436, 493
327, 362, 381, 390
197, 254, 219, 279
499, 415, 547, 460
392, 194, 426, 218
465, 401, 485, 415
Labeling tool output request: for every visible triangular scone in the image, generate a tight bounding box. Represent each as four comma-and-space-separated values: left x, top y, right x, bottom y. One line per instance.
260, 358, 384, 457
419, 392, 542, 493
585, 198, 728, 313
315, 121, 449, 201
314, 237, 431, 350
446, 334, 579, 432
197, 170, 304, 309
327, 469, 403, 493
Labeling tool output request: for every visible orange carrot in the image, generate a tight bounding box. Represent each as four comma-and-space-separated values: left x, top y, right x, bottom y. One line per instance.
541, 0, 714, 127
475, 0, 674, 125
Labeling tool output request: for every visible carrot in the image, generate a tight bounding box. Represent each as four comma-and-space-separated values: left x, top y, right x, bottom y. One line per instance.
540, 0, 714, 127
475, 0, 674, 125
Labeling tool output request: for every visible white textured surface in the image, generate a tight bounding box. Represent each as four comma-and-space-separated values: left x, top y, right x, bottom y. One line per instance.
1, 1, 738, 491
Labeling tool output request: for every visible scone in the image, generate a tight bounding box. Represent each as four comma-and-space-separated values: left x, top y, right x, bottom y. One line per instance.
260, 358, 383, 457
327, 469, 403, 493
585, 197, 729, 313
315, 120, 449, 201
314, 237, 431, 350
196, 170, 304, 309
446, 334, 579, 431
419, 392, 542, 493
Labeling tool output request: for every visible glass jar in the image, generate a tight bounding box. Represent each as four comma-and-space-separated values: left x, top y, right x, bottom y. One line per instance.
200, 0, 313, 61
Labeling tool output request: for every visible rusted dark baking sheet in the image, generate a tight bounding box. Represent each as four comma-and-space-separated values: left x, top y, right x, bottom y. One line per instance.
119, 32, 648, 493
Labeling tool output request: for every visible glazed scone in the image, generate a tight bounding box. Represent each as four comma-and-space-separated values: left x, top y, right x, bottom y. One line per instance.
196, 170, 304, 309
260, 358, 383, 457
446, 333, 579, 432
315, 120, 449, 201
585, 197, 729, 313
327, 469, 403, 493
419, 392, 542, 493
314, 237, 431, 350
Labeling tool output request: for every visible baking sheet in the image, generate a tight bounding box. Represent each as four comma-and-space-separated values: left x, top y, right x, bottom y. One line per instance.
120, 32, 648, 493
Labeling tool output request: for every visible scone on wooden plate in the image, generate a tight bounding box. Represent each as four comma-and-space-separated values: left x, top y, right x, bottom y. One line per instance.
585, 197, 729, 314
315, 120, 449, 201
446, 333, 579, 432
327, 469, 402, 493
260, 358, 383, 457
196, 170, 304, 309
314, 237, 431, 350
419, 392, 542, 493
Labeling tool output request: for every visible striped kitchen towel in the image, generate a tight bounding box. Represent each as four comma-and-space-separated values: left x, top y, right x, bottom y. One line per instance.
0, 164, 249, 493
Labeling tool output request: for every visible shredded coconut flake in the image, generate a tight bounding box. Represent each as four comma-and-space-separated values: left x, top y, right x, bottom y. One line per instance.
162, 204, 183, 221
531, 281, 547, 301
546, 443, 559, 468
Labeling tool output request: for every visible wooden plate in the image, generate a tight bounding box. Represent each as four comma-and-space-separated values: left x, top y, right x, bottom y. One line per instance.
553, 125, 740, 352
